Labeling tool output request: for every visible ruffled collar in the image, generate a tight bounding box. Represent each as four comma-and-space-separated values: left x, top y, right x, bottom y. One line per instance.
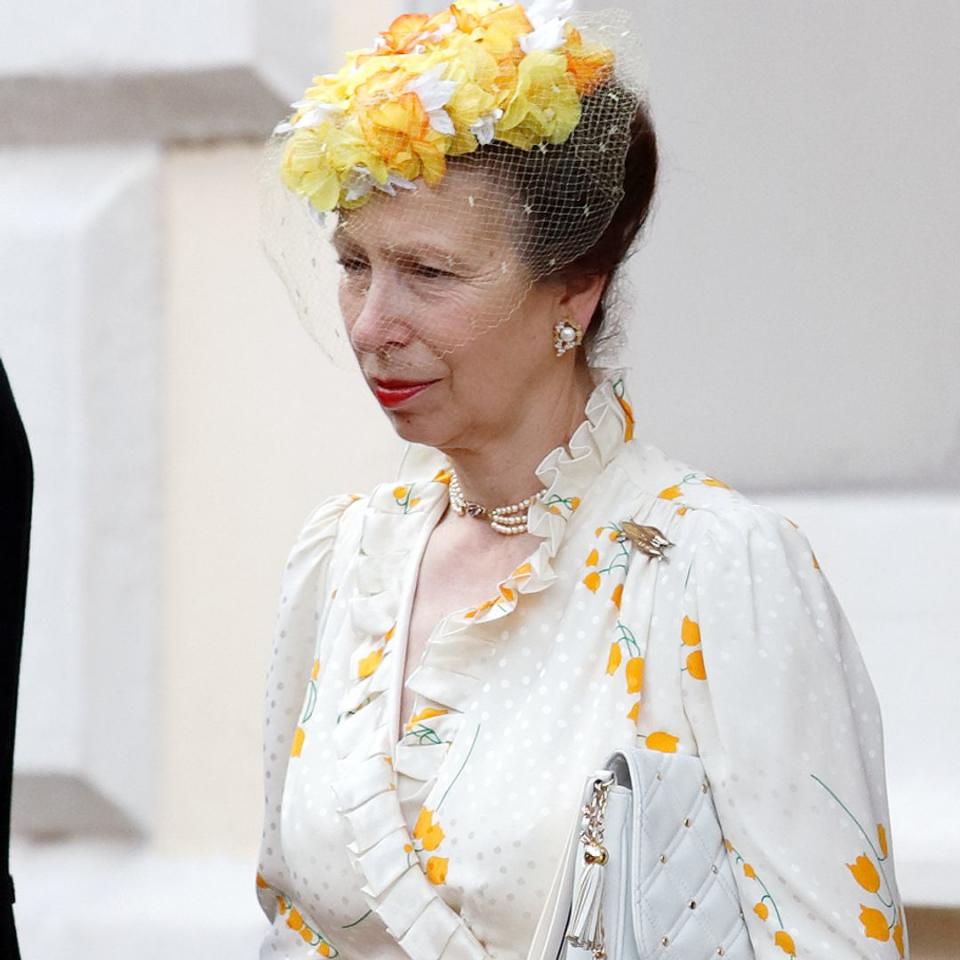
325, 368, 636, 959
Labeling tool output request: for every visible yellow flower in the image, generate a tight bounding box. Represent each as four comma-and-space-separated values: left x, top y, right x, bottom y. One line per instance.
605, 642, 622, 675
702, 476, 731, 489
290, 726, 305, 758
658, 484, 682, 500
742, 863, 756, 879
310, 658, 320, 681
496, 50, 581, 149
686, 649, 707, 680
405, 706, 448, 731
847, 854, 881, 893
426, 855, 449, 884
645, 730, 677, 753
754, 901, 769, 920
680, 615, 700, 646
625, 656, 644, 693
358, 646, 384, 679
585, 548, 599, 566
774, 930, 797, 956
626, 700, 640, 722
413, 807, 445, 851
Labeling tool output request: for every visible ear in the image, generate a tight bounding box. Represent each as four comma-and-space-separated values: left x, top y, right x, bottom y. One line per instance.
557, 271, 609, 333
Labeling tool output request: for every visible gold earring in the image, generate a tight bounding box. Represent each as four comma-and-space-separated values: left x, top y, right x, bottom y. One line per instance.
553, 313, 584, 357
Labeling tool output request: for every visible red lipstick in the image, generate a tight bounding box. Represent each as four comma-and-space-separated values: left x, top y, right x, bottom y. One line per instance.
371, 378, 439, 408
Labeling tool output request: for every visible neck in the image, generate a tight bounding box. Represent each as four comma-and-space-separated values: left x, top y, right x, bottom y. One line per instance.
443, 361, 597, 508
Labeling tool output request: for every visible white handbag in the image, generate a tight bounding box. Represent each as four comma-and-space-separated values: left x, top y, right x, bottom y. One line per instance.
526, 745, 756, 960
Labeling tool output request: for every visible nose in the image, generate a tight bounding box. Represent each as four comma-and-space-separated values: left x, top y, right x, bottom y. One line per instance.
345, 272, 413, 357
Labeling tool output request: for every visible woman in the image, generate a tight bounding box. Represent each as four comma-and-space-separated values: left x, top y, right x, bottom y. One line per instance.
255, 3, 909, 958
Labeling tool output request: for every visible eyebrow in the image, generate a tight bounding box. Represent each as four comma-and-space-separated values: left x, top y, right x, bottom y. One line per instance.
332, 231, 467, 268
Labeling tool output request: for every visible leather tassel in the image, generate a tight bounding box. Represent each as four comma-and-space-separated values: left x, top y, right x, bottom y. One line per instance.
565, 844, 607, 956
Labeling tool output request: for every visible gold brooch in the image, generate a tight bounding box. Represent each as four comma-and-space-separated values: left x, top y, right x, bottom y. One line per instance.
621, 521, 674, 559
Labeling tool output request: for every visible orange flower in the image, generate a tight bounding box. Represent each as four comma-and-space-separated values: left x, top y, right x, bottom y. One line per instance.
426, 855, 449, 884
892, 907, 905, 957
774, 930, 796, 956
702, 476, 731, 489
586, 548, 599, 566
433, 467, 453, 484
626, 701, 640, 722
680, 615, 700, 646
563, 24, 615, 95
310, 658, 320, 681
378, 12, 431, 54
754, 901, 769, 920
290, 726, 305, 758
511, 561, 533, 578
858, 905, 890, 941
287, 908, 305, 932
645, 730, 677, 753
605, 642, 622, 675
625, 656, 644, 693
610, 583, 623, 609
686, 649, 707, 680
318, 943, 333, 957
583, 571, 601, 593
658, 484, 682, 500
256, 873, 269, 889
743, 863, 756, 879
877, 823, 889, 858
847, 854, 881, 893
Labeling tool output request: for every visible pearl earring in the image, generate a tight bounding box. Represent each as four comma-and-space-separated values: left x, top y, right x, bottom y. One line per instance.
553, 313, 584, 357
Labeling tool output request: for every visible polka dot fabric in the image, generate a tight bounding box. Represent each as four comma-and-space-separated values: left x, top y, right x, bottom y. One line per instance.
255, 372, 908, 960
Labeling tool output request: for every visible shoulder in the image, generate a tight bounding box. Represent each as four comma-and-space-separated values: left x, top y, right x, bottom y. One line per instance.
284, 491, 368, 569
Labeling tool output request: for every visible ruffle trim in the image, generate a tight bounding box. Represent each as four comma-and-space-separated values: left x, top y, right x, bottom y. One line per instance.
328, 371, 632, 960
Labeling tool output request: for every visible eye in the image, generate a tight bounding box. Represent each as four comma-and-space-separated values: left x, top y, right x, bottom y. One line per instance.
408, 262, 454, 280
336, 256, 369, 274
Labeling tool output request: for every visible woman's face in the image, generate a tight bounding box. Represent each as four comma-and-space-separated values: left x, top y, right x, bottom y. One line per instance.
333, 166, 586, 451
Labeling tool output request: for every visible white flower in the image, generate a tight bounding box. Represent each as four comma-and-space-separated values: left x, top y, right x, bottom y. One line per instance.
375, 171, 418, 197
519, 16, 567, 53
405, 65, 459, 135
525, 0, 574, 27
470, 108, 504, 145
291, 100, 345, 130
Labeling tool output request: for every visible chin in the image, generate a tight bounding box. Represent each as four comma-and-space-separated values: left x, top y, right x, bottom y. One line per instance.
385, 410, 456, 449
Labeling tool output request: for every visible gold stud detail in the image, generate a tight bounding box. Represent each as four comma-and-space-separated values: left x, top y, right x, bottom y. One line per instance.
659, 854, 667, 863
683, 817, 691, 827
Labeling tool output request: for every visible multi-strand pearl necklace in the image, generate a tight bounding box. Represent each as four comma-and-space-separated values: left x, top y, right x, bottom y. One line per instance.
448, 470, 544, 536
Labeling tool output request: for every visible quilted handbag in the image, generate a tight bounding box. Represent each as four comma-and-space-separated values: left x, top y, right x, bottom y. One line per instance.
526, 745, 756, 959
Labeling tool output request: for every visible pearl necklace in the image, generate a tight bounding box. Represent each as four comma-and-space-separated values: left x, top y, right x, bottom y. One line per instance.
448, 470, 544, 536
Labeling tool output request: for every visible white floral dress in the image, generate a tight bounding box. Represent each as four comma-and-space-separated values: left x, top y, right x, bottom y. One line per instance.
256, 371, 909, 960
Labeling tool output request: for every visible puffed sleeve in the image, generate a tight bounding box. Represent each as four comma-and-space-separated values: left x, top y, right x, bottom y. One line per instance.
679, 503, 909, 959
255, 493, 359, 923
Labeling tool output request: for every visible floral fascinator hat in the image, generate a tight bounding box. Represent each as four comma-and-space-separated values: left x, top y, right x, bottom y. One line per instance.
260, 0, 649, 367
